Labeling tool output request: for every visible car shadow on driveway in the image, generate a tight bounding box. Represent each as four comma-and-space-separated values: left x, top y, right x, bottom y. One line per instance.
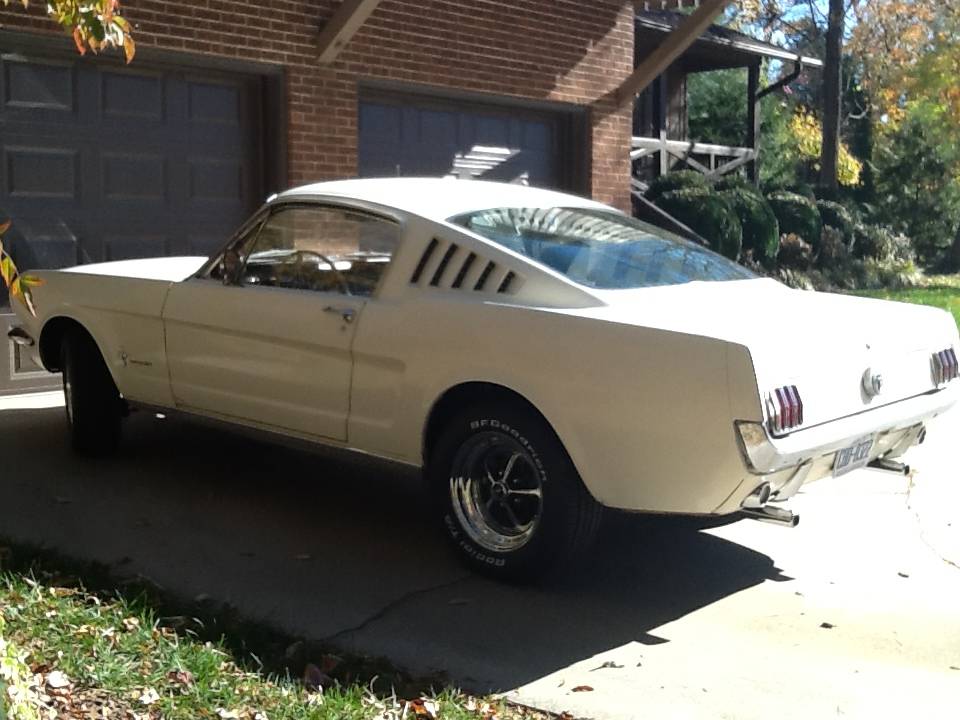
0, 403, 789, 692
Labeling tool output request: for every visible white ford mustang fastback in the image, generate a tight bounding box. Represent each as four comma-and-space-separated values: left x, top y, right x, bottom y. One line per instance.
9, 179, 960, 579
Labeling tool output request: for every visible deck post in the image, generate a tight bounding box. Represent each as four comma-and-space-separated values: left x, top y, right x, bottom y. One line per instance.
746, 61, 761, 185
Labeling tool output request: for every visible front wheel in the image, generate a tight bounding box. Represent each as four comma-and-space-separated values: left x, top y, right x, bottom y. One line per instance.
429, 400, 602, 581
61, 328, 123, 456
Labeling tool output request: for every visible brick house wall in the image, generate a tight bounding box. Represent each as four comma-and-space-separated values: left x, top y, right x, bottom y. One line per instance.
0, 0, 635, 209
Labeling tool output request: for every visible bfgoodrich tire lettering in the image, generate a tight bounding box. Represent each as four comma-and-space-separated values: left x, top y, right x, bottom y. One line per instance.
430, 400, 602, 580
61, 328, 122, 456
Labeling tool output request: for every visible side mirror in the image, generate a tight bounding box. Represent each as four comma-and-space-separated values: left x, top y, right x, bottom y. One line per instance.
221, 249, 241, 285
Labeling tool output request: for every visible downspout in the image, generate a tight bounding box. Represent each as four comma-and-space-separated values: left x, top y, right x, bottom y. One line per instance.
757, 59, 805, 100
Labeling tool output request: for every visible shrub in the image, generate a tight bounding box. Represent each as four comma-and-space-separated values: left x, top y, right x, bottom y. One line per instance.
817, 200, 855, 246
767, 191, 823, 249
656, 187, 742, 260
714, 174, 759, 194
777, 233, 813, 269
853, 223, 916, 263
645, 170, 711, 203
721, 188, 780, 264
817, 225, 851, 270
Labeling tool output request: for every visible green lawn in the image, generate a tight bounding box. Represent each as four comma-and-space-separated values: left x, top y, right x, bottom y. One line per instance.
853, 275, 960, 328
0, 564, 547, 720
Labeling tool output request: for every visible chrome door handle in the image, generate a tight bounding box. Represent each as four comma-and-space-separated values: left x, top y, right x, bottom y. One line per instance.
323, 306, 355, 323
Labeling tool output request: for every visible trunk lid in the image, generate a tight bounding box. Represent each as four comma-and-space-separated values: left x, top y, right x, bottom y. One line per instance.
589, 278, 960, 429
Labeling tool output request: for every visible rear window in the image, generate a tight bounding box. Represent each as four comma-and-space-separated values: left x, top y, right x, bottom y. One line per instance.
450, 206, 755, 289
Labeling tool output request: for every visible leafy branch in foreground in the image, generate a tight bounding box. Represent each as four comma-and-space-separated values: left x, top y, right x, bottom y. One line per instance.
1, 1, 135, 62
0, 221, 44, 318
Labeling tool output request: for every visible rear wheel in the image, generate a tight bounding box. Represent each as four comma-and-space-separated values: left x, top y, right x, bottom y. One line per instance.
61, 328, 122, 456
429, 400, 601, 581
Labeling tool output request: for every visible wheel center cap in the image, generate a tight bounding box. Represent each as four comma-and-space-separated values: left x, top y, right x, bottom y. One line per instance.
491, 482, 507, 498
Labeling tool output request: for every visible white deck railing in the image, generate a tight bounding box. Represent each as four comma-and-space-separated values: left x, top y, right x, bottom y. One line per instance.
630, 135, 757, 195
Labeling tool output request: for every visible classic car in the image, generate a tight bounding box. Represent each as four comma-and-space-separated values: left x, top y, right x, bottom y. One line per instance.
8, 178, 960, 579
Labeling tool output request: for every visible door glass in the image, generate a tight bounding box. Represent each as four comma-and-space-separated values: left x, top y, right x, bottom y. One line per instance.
239, 206, 401, 296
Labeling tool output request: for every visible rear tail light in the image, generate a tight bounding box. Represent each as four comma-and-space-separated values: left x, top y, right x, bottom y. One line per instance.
766, 385, 804, 435
932, 347, 959, 386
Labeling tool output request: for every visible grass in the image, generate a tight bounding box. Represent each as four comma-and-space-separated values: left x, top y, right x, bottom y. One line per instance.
0, 546, 553, 720
853, 274, 960, 328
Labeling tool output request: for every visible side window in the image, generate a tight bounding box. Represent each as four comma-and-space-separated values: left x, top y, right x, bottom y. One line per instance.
238, 205, 400, 296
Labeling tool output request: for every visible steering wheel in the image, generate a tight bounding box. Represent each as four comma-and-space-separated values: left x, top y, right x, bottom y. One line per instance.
295, 250, 351, 295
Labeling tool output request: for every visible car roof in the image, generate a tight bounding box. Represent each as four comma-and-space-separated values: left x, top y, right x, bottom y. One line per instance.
274, 178, 612, 221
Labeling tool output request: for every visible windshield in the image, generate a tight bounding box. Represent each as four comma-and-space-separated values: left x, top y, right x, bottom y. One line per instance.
450, 207, 756, 290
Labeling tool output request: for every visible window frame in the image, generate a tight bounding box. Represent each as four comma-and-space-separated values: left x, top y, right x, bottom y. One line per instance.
195, 199, 405, 299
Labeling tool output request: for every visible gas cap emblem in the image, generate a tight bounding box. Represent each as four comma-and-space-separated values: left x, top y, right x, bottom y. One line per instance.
862, 368, 884, 397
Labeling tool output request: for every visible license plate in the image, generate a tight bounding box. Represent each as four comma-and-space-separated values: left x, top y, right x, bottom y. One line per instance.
833, 435, 875, 477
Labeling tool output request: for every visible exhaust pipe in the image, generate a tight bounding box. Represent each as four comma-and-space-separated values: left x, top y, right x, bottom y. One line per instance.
867, 457, 910, 475
741, 505, 799, 528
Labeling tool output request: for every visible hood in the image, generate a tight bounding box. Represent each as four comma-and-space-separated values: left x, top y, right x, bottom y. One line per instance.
64, 257, 208, 282
586, 278, 960, 429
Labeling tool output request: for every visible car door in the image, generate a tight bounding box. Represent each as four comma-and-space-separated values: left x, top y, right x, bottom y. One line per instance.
162, 202, 402, 442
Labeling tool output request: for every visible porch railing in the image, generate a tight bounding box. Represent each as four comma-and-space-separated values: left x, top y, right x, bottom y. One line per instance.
630, 135, 757, 195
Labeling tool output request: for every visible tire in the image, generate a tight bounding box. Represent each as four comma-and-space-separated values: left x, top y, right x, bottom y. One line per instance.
429, 400, 602, 581
61, 328, 122, 456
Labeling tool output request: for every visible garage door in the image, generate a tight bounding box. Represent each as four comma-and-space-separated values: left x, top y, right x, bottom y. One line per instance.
359, 91, 575, 190
0, 48, 265, 395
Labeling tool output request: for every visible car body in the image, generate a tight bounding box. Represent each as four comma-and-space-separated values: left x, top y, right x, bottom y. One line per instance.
9, 178, 960, 577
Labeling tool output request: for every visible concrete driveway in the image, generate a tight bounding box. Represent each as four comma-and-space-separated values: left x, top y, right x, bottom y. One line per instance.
1, 392, 958, 719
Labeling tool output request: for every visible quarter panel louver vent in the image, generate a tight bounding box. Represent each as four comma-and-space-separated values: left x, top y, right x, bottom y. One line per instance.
431, 244, 459, 286
474, 261, 496, 291
410, 238, 439, 284
452, 252, 476, 289
497, 271, 516, 294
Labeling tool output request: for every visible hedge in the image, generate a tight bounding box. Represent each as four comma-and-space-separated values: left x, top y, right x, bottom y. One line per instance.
714, 174, 760, 195
722, 188, 780, 263
767, 191, 823, 249
645, 170, 711, 203
816, 200, 855, 246
657, 187, 743, 261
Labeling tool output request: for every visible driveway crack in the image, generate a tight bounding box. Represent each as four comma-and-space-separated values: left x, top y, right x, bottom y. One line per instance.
906, 472, 959, 571
321, 574, 472, 644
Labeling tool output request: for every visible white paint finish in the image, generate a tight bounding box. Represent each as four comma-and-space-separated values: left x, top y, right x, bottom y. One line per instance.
11, 178, 960, 516
64, 256, 207, 281
163, 279, 362, 442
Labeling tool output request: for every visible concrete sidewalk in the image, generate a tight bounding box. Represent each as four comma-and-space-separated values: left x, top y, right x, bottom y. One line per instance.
1, 391, 958, 720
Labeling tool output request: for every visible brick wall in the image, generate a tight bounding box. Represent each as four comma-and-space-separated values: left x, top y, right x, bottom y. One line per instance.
0, 0, 635, 209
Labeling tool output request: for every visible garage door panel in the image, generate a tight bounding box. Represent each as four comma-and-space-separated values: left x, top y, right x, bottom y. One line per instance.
100, 69, 163, 121
4, 146, 78, 199
2, 55, 74, 113
104, 234, 170, 261
0, 48, 265, 395
101, 153, 166, 202
188, 159, 244, 203
359, 92, 568, 189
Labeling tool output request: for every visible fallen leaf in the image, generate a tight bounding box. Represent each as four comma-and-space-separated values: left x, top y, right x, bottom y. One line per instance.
139, 688, 160, 706
46, 671, 71, 689
571, 685, 594, 692
167, 669, 194, 687
591, 660, 624, 671
819, 622, 835, 629
122, 617, 141, 631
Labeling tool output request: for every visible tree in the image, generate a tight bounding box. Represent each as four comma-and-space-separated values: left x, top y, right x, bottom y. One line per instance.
820, 0, 844, 192
1, 0, 135, 62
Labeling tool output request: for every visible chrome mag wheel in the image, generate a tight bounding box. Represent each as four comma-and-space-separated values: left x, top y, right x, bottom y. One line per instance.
449, 432, 544, 553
